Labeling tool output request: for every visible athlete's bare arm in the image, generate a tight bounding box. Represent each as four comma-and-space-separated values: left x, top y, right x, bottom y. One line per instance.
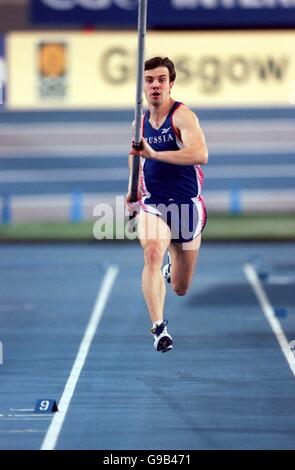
139, 106, 208, 166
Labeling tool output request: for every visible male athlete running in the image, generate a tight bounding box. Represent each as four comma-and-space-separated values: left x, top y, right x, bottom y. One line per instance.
127, 57, 208, 353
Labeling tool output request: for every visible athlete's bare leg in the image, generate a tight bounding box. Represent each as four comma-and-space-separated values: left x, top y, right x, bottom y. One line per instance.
168, 234, 201, 296
138, 210, 171, 324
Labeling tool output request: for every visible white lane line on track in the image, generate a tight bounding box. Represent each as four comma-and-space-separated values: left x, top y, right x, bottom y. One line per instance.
0, 119, 294, 134
8, 414, 51, 418
0, 429, 45, 433
0, 168, 128, 182
40, 264, 119, 451
10, 408, 34, 411
265, 276, 295, 285
0, 143, 295, 158
243, 263, 295, 377
1, 164, 295, 183
4, 417, 52, 421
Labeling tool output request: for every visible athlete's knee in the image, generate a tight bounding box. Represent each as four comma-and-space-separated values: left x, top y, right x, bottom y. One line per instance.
172, 280, 190, 296
173, 286, 187, 296
144, 241, 163, 267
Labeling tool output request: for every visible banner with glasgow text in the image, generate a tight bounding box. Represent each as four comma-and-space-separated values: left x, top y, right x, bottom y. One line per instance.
7, 31, 295, 109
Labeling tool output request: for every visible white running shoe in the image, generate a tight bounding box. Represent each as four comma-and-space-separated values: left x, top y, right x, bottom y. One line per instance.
150, 320, 173, 353
162, 252, 171, 284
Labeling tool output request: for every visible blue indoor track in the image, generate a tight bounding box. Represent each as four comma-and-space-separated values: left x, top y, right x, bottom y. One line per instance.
0, 242, 295, 450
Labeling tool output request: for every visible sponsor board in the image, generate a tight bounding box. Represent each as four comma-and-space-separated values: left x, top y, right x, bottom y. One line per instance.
7, 31, 295, 109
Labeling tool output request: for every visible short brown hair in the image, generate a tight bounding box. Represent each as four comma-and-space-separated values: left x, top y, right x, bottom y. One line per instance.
144, 57, 176, 82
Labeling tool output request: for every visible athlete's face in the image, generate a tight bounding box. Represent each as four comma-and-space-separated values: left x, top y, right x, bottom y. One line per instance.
144, 67, 174, 107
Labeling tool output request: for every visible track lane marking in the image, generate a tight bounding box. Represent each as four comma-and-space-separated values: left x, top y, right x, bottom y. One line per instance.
243, 263, 295, 377
40, 264, 119, 450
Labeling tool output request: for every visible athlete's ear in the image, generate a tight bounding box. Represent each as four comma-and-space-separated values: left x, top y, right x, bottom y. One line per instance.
169, 81, 174, 92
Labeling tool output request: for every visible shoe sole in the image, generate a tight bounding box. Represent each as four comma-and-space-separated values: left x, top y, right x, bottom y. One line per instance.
157, 336, 173, 353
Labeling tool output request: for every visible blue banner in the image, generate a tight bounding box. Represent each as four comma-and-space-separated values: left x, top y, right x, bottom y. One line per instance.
31, 0, 138, 26
30, 0, 295, 28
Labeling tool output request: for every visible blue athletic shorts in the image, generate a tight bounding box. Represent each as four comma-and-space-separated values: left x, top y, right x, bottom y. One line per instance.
140, 195, 207, 243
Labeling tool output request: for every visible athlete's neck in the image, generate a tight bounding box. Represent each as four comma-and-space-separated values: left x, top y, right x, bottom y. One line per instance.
149, 98, 175, 129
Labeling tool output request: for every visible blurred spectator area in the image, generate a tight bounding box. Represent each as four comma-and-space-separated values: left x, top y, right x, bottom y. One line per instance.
0, 108, 295, 223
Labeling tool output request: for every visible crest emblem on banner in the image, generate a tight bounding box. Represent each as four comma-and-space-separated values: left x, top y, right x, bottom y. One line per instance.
37, 42, 68, 99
